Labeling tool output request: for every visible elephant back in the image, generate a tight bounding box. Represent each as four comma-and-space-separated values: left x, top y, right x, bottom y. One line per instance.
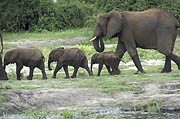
16, 48, 44, 61
63, 48, 85, 61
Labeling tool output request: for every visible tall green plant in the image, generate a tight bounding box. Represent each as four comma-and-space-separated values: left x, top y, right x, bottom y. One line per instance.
0, 0, 40, 32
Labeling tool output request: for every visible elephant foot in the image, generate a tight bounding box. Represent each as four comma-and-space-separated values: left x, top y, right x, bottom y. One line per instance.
65, 76, 70, 79
42, 76, 47, 80
134, 70, 145, 74
112, 70, 121, 75
20, 73, 24, 78
52, 76, 56, 79
161, 68, 172, 73
3, 77, 8, 80
17, 78, 21, 80
89, 72, 93, 76
71, 75, 76, 78
27, 76, 32, 80
27, 78, 32, 80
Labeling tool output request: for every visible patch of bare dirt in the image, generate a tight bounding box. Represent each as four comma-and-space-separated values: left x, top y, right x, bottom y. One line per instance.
1, 80, 180, 115
4, 37, 88, 48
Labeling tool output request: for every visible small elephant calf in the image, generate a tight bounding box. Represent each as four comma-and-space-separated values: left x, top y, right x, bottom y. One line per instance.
4, 48, 47, 80
91, 52, 120, 76
48, 47, 93, 78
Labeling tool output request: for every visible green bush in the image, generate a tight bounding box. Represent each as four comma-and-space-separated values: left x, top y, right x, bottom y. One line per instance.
0, 0, 40, 32
75, 44, 94, 58
95, 0, 180, 22
0, 0, 180, 32
55, 3, 85, 30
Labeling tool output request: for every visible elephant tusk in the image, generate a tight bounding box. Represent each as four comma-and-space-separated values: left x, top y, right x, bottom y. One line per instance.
90, 36, 97, 41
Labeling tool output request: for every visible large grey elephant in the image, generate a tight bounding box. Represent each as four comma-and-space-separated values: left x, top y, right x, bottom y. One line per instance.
4, 48, 47, 80
91, 8, 180, 73
0, 33, 8, 80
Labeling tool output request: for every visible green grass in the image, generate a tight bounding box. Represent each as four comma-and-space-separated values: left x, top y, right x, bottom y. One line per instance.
1, 29, 180, 101
2, 28, 94, 42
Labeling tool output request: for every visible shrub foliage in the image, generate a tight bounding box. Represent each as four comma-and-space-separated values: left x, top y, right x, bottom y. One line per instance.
0, 0, 180, 32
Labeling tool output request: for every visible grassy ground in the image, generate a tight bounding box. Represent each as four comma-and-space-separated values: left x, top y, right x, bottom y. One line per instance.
2, 28, 93, 42
1, 28, 180, 118
1, 28, 180, 90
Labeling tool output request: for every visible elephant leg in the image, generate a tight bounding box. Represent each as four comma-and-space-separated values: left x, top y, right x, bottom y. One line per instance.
111, 66, 120, 75
71, 66, 79, 78
116, 36, 126, 64
105, 64, 112, 75
27, 67, 35, 80
169, 53, 180, 70
97, 63, 103, 76
161, 56, 172, 73
114, 66, 120, 75
38, 62, 47, 80
0, 67, 8, 80
0, 56, 8, 80
63, 65, 70, 78
82, 59, 93, 76
53, 62, 63, 79
125, 46, 144, 73
131, 54, 144, 74
156, 27, 176, 72
116, 40, 126, 59
16, 63, 23, 80
112, 59, 121, 75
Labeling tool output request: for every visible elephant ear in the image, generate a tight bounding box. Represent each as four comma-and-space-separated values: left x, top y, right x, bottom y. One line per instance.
99, 13, 111, 36
55, 48, 64, 60
106, 12, 123, 38
9, 51, 17, 63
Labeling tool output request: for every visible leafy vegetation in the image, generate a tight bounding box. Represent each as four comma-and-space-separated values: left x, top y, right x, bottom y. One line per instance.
1, 1, 180, 117
0, 0, 180, 32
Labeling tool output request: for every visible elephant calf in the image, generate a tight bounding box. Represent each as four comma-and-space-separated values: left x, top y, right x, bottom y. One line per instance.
48, 47, 93, 78
4, 48, 47, 80
91, 52, 120, 76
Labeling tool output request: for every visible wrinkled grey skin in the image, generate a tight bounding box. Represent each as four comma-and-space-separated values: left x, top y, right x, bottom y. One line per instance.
0, 33, 8, 80
92, 8, 180, 74
4, 48, 47, 80
91, 52, 120, 76
48, 47, 93, 78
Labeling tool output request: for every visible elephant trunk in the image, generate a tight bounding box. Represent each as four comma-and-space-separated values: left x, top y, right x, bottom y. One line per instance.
92, 36, 104, 52
48, 60, 52, 70
3, 64, 6, 70
91, 60, 94, 74
0, 33, 3, 54
3, 60, 7, 70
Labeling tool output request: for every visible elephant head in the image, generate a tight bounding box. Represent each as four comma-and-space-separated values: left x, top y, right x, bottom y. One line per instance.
91, 12, 123, 52
90, 53, 102, 73
4, 50, 17, 70
48, 47, 64, 70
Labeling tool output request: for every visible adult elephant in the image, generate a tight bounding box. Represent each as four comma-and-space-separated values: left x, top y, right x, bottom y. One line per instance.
0, 33, 8, 80
91, 8, 180, 73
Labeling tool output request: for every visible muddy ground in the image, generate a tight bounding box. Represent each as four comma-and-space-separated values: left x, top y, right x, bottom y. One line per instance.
1, 37, 180, 118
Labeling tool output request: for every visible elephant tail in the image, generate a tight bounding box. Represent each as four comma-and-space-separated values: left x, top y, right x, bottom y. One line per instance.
42, 55, 45, 62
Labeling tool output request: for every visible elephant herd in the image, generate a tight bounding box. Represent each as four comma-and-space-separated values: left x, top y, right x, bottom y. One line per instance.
1, 8, 180, 80
0, 38, 120, 80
